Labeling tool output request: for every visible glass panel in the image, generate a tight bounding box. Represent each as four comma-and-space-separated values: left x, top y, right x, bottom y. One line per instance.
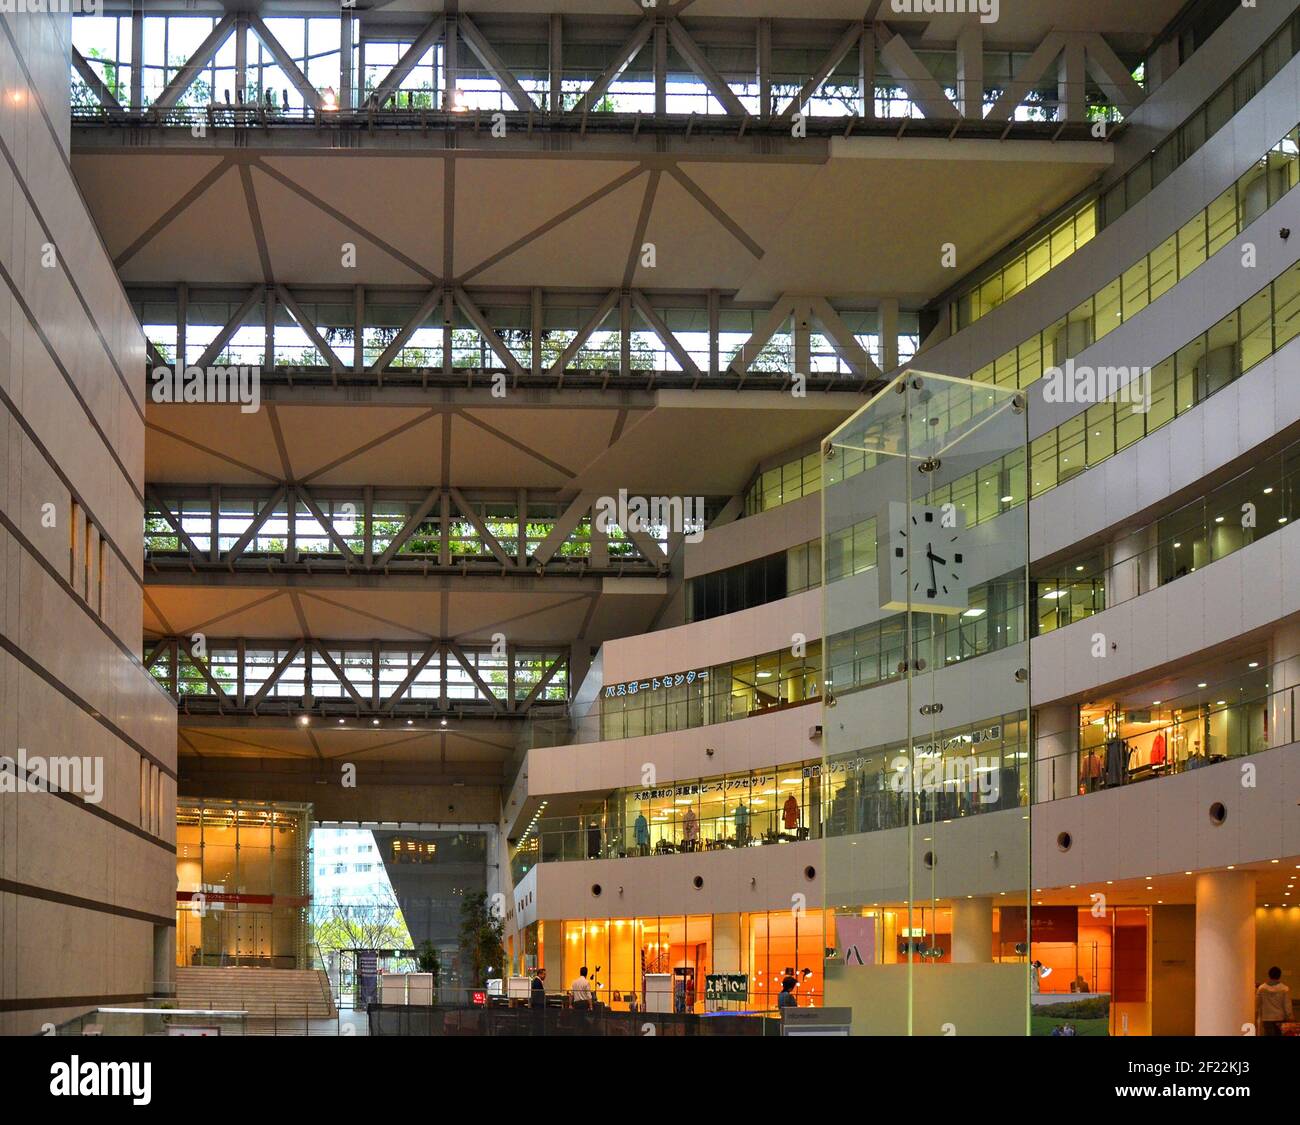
823, 370, 1030, 1035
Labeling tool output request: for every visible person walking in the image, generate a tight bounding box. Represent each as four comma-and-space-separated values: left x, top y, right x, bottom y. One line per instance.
1257, 966, 1293, 1036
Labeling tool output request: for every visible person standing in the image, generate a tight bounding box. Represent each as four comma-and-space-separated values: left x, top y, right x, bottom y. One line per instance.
777, 977, 798, 1011
1257, 967, 1293, 1036
530, 967, 547, 1009
571, 965, 594, 1010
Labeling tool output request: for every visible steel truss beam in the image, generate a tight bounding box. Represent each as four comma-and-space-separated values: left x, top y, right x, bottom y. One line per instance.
138, 283, 895, 390
73, 8, 1144, 127
151, 635, 569, 718
144, 485, 683, 578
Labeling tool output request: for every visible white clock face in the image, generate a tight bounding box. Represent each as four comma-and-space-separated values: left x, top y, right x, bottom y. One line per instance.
878, 501, 970, 615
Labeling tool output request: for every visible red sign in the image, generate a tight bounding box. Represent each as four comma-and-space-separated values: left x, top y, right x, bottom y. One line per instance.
1000, 906, 1078, 944
176, 891, 311, 907
471, 991, 487, 1007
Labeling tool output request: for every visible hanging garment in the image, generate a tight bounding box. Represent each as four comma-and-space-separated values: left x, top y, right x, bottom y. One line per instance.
1150, 731, 1166, 765
782, 794, 800, 830
1105, 738, 1125, 787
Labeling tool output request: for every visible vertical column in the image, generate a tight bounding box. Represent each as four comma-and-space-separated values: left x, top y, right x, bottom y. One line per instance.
517, 488, 528, 567
235, 14, 248, 104
444, 18, 459, 110
714, 914, 742, 975
340, 11, 353, 110
177, 282, 188, 369
879, 298, 899, 373
619, 291, 632, 378
1058, 36, 1086, 123
794, 304, 811, 376
757, 19, 772, 123
438, 492, 451, 567
353, 286, 364, 374
707, 289, 720, 376
955, 25, 982, 120
1145, 38, 1180, 93
531, 288, 544, 376
1035, 703, 1079, 802
1268, 620, 1300, 748
548, 15, 563, 114
263, 286, 274, 370
209, 485, 220, 563
442, 291, 454, 377
286, 486, 298, 564
363, 485, 374, 568
130, 8, 144, 110
654, 19, 667, 117
1195, 870, 1256, 1036
951, 897, 993, 963
858, 24, 876, 118
1108, 524, 1157, 607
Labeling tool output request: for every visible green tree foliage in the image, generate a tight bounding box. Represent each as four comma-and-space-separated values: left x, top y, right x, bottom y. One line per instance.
415, 940, 442, 980
458, 891, 505, 986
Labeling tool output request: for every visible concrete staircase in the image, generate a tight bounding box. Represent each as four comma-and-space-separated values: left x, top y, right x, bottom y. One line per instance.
175, 967, 337, 1033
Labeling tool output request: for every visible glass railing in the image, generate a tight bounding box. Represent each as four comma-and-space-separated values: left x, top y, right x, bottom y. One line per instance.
513, 711, 1029, 870
967, 121, 1300, 394
1035, 660, 1293, 802
952, 200, 1098, 332
944, 12, 1298, 338
828, 577, 1026, 698
1099, 11, 1299, 231
595, 647, 821, 743
744, 450, 823, 516
1033, 438, 1300, 635
914, 256, 1300, 530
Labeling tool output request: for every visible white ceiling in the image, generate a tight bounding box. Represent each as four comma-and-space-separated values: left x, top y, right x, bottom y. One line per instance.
75, 136, 1109, 304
